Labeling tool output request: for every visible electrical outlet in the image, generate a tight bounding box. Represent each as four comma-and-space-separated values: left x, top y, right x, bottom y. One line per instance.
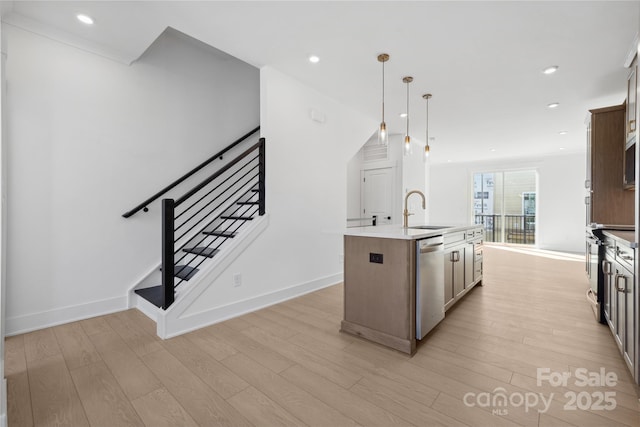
233, 273, 242, 287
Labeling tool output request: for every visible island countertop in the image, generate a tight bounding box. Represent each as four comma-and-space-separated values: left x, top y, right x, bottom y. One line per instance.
343, 223, 482, 240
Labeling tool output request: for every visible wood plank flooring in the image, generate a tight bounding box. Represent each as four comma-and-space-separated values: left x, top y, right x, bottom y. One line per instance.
5, 245, 640, 426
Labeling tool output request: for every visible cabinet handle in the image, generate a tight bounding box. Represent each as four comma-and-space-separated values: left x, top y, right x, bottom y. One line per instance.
615, 274, 627, 293
602, 260, 611, 275
629, 119, 636, 132
584, 179, 591, 189
584, 196, 590, 205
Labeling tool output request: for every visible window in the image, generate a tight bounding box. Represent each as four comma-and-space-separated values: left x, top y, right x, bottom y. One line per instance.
473, 170, 537, 245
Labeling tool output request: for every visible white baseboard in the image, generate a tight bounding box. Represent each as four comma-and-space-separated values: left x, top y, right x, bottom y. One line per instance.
5, 295, 127, 336
161, 272, 343, 339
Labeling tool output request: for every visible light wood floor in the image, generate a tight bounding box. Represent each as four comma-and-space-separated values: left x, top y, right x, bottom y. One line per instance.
5, 246, 640, 427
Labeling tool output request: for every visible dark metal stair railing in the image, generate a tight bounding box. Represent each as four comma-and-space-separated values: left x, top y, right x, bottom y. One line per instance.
160, 138, 265, 309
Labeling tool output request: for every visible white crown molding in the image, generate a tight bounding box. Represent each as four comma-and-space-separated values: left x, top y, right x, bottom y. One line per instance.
2, 13, 138, 65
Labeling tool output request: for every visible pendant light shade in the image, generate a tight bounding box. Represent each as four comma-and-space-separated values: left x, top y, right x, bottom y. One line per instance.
423, 93, 432, 162
403, 76, 413, 155
377, 54, 390, 146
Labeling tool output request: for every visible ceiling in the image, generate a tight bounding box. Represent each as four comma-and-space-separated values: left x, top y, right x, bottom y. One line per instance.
3, 1, 639, 164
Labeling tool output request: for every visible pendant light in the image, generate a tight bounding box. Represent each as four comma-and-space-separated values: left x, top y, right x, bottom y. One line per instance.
377, 54, 390, 146
423, 94, 432, 161
402, 76, 413, 155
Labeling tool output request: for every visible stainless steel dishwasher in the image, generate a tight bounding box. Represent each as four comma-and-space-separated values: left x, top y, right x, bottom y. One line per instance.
416, 235, 445, 339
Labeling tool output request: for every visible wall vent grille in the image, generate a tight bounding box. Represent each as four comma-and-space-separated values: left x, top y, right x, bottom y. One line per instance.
363, 140, 388, 162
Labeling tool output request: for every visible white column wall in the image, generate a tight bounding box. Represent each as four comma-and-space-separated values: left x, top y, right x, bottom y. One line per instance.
4, 25, 260, 334
0, 12, 6, 427
429, 151, 586, 253
183, 67, 376, 316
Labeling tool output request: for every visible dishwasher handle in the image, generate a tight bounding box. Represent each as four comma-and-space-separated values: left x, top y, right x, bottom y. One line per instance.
419, 242, 444, 253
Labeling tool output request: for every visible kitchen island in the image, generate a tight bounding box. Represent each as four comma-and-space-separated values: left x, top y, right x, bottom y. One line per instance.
341, 224, 484, 355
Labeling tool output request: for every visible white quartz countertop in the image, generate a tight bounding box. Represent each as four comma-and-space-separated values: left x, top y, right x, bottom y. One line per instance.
343, 224, 482, 240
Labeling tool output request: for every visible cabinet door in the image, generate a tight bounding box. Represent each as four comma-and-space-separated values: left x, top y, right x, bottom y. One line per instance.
444, 252, 454, 306
465, 243, 475, 289
602, 257, 613, 327
616, 264, 635, 376
624, 272, 635, 377
613, 265, 626, 353
627, 64, 637, 144
452, 248, 465, 297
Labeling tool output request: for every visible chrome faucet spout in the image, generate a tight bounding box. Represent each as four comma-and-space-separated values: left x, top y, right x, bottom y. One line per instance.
403, 190, 426, 228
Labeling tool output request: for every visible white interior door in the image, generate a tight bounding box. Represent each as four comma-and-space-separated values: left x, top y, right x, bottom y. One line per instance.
362, 168, 394, 225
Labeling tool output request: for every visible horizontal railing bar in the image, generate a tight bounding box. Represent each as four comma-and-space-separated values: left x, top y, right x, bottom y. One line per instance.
175, 204, 256, 287
175, 205, 259, 287
174, 174, 258, 242
175, 168, 258, 234
122, 126, 260, 218
175, 156, 258, 222
175, 200, 246, 260
175, 141, 261, 207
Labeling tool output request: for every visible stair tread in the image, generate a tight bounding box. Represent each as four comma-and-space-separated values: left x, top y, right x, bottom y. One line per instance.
183, 247, 220, 258
237, 201, 259, 205
203, 230, 237, 238
175, 265, 199, 280
135, 286, 165, 308
220, 215, 254, 220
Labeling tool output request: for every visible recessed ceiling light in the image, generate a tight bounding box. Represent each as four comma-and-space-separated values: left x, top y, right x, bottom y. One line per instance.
558, 130, 568, 135
308, 55, 320, 63
547, 102, 560, 109
76, 14, 94, 25
490, 148, 496, 152
399, 113, 407, 118
559, 147, 566, 150
543, 65, 559, 75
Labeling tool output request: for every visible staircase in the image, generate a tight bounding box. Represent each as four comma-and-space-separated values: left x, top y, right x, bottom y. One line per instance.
123, 127, 266, 315
134, 185, 262, 307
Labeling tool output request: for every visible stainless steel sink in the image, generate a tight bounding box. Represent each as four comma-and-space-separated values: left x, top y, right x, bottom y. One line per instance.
410, 225, 453, 230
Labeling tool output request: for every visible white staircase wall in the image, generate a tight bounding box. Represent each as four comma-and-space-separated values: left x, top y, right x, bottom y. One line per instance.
3, 25, 259, 335
175, 67, 376, 324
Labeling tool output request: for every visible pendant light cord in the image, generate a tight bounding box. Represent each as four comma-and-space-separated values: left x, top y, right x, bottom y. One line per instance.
381, 60, 385, 123
426, 97, 429, 144
406, 80, 409, 137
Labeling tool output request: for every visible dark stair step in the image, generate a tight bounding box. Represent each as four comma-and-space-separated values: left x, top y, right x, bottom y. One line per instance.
135, 286, 165, 308
183, 247, 220, 258
220, 215, 254, 221
175, 265, 199, 281
203, 230, 237, 238
251, 188, 260, 192
237, 201, 259, 205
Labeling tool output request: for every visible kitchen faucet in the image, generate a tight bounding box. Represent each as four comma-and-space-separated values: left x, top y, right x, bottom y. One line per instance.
403, 190, 426, 228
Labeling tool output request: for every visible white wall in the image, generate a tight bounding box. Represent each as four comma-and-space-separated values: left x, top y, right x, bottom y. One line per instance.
4, 25, 260, 334
345, 133, 428, 227
183, 66, 376, 316
429, 151, 587, 253
346, 151, 362, 221
0, 14, 6, 427
402, 137, 428, 226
